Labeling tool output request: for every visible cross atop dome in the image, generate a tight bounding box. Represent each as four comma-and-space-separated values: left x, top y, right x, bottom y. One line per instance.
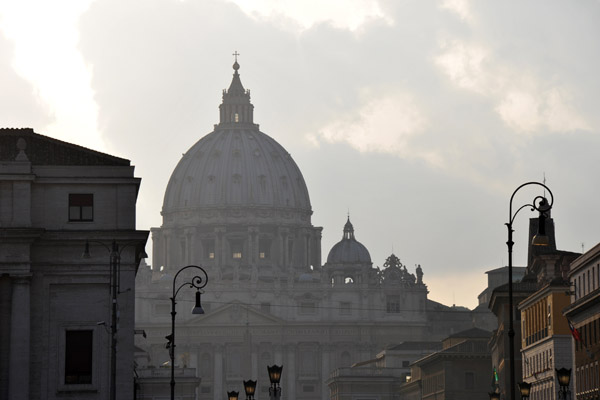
232, 51, 240, 71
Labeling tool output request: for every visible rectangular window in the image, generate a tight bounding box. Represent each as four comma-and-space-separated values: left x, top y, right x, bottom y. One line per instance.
386, 296, 401, 313
287, 239, 294, 262
203, 239, 215, 260
340, 302, 351, 315
69, 194, 93, 222
65, 330, 93, 384
259, 238, 270, 259
227, 350, 241, 377
465, 372, 474, 389
231, 240, 243, 259
588, 270, 591, 293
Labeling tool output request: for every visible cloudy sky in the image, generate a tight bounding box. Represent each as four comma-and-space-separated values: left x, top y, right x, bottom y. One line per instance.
1, 0, 599, 308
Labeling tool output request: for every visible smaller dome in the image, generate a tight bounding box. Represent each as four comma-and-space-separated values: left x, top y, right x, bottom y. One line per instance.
326, 217, 371, 264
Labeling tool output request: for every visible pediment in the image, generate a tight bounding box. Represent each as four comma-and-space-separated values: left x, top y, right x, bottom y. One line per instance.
186, 301, 284, 326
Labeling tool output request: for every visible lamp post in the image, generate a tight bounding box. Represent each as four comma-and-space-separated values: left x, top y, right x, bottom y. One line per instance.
506, 182, 553, 400
518, 381, 532, 399
82, 239, 147, 400
556, 368, 571, 400
244, 379, 257, 400
267, 365, 283, 400
488, 391, 501, 400
228, 390, 240, 400
168, 265, 208, 400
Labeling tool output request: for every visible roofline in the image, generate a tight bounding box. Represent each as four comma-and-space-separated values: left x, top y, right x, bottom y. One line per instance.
568, 241, 600, 276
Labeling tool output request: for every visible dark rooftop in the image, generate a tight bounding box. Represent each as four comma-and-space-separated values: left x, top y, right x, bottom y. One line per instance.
447, 327, 491, 339
0, 128, 130, 166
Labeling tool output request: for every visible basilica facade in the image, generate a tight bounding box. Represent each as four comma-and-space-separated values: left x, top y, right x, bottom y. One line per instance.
134, 61, 486, 400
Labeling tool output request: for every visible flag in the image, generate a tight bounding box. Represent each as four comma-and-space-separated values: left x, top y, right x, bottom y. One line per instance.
568, 319, 582, 342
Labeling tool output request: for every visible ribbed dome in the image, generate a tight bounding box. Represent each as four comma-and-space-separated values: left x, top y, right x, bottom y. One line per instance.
162, 62, 311, 219
326, 218, 371, 264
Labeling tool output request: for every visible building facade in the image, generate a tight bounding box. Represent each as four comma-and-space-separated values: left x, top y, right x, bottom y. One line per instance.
488, 214, 580, 400
0, 128, 148, 400
402, 328, 493, 400
135, 61, 490, 400
519, 280, 573, 400
563, 241, 600, 400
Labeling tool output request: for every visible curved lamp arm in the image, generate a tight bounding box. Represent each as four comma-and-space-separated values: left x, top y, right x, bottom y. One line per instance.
508, 181, 554, 226
172, 265, 208, 299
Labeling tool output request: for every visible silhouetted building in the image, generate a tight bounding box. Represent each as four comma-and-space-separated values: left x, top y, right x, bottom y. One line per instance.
399, 328, 492, 400
488, 214, 579, 400
135, 61, 487, 400
0, 128, 148, 400
478, 266, 527, 306
326, 341, 441, 400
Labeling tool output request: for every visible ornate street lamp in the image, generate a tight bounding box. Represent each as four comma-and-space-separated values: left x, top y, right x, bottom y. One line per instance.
505, 182, 553, 400
228, 390, 240, 400
244, 379, 257, 400
489, 391, 501, 400
168, 265, 208, 400
556, 368, 571, 400
82, 239, 147, 400
518, 382, 532, 399
267, 365, 283, 400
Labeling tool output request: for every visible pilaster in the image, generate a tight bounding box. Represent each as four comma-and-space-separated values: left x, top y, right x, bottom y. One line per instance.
213, 344, 223, 400
8, 274, 31, 400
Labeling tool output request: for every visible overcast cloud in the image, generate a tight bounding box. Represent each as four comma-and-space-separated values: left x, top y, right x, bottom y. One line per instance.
1, 0, 599, 307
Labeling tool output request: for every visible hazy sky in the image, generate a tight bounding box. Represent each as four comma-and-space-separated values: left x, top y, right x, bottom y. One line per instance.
1, 0, 599, 309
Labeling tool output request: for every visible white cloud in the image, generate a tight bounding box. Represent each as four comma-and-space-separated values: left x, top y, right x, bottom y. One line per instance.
435, 39, 490, 94
436, 39, 590, 135
440, 0, 473, 22
225, 0, 391, 32
496, 87, 590, 133
311, 92, 427, 155
0, 0, 104, 150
